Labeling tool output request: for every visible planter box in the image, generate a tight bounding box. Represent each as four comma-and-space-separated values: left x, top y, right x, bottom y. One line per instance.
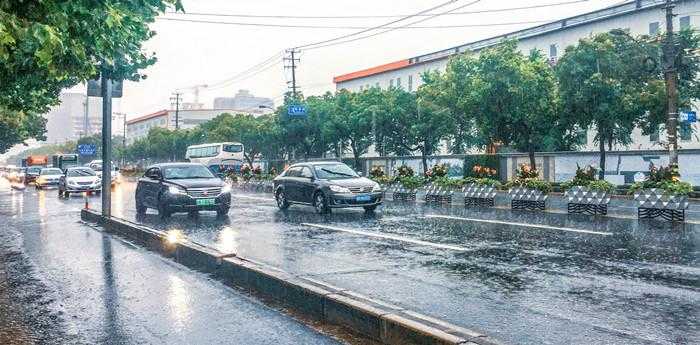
462, 184, 496, 207
392, 185, 417, 202
634, 188, 689, 222
564, 186, 610, 215
424, 184, 453, 204
508, 187, 547, 211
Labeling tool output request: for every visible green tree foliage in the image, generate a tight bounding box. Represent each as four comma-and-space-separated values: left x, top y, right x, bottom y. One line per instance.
472, 41, 559, 169
279, 93, 334, 159
203, 113, 282, 169
557, 32, 651, 178
329, 89, 375, 169
0, 109, 46, 153
0, 0, 182, 153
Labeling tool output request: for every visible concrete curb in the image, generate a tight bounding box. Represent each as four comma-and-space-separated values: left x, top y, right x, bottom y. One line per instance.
81, 209, 505, 345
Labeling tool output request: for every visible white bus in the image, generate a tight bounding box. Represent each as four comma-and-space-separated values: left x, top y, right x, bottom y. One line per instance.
185, 142, 245, 175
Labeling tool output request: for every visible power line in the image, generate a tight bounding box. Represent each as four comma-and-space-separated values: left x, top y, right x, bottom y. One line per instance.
157, 17, 551, 29
164, 0, 591, 19
294, 0, 470, 50
303, 0, 483, 51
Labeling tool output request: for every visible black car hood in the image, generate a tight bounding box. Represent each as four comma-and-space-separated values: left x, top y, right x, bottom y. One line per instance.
167, 178, 223, 189
321, 177, 375, 187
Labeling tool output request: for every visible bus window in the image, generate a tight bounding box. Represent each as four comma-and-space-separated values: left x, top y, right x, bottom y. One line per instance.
223, 144, 243, 153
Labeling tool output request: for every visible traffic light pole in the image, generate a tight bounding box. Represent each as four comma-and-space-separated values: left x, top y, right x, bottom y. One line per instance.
101, 73, 112, 218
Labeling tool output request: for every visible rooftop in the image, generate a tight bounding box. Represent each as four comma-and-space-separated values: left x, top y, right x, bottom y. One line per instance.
333, 0, 667, 83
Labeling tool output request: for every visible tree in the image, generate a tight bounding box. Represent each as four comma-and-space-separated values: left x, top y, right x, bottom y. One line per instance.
557, 32, 650, 178
204, 113, 282, 169
0, 109, 46, 154
278, 93, 334, 159
434, 53, 481, 153
472, 41, 559, 169
382, 86, 451, 174
0, 0, 182, 152
329, 89, 375, 169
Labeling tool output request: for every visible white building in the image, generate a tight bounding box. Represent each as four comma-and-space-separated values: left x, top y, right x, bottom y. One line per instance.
126, 108, 254, 143
333, 0, 700, 153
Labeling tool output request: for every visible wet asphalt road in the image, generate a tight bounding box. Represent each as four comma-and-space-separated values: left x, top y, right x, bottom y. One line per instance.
5, 179, 699, 345
0, 180, 343, 345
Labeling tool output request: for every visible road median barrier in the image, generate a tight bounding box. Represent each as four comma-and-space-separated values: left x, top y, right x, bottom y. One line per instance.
80, 208, 505, 345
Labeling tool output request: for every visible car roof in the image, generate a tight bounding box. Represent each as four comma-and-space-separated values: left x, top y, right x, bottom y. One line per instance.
149, 162, 205, 168
67, 166, 93, 170
290, 161, 344, 168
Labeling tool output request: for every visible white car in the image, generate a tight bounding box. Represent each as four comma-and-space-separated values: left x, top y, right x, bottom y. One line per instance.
88, 161, 121, 185
58, 167, 101, 197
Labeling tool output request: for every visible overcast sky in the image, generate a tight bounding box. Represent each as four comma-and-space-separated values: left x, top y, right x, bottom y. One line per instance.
107, 0, 627, 119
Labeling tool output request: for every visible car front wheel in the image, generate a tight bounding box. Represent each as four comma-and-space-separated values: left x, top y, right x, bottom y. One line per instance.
363, 205, 378, 212
276, 189, 290, 210
313, 192, 330, 214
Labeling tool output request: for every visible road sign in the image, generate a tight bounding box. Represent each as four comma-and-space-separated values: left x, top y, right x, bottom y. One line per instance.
287, 105, 307, 117
87, 78, 123, 98
680, 111, 697, 123
78, 144, 97, 156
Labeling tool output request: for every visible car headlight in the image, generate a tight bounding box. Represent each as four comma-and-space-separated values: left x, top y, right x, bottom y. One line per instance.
372, 182, 382, 192
329, 185, 351, 193
221, 183, 232, 194
168, 185, 186, 195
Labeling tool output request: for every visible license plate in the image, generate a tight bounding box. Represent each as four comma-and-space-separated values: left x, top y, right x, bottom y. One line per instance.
196, 198, 216, 206
356, 195, 371, 202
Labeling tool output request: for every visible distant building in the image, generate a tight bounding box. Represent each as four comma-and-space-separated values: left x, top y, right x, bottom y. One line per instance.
43, 93, 104, 144
126, 108, 242, 143
213, 89, 274, 112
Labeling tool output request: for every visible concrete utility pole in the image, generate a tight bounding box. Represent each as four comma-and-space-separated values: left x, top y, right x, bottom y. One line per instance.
284, 49, 300, 98
170, 92, 182, 129
663, 0, 679, 168
101, 73, 113, 218
83, 96, 89, 137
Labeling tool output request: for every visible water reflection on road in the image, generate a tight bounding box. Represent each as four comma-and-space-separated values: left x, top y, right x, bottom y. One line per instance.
70, 182, 700, 344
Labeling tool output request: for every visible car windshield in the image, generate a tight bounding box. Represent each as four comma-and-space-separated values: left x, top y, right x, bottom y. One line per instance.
41, 168, 63, 175
67, 169, 96, 177
313, 164, 359, 180
163, 165, 214, 179
27, 167, 41, 174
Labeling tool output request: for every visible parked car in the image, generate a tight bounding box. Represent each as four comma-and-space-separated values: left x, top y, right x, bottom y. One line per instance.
58, 167, 101, 197
35, 168, 63, 189
273, 161, 383, 213
135, 163, 231, 218
24, 166, 42, 185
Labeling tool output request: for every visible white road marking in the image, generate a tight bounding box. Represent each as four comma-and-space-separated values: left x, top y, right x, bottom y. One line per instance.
300, 223, 470, 251
232, 194, 276, 202
424, 214, 613, 236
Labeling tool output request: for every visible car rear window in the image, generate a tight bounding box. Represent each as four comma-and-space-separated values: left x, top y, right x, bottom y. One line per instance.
41, 168, 63, 175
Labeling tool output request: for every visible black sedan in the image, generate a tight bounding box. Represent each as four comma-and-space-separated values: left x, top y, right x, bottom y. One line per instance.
273, 161, 383, 213
135, 163, 231, 218
24, 166, 42, 185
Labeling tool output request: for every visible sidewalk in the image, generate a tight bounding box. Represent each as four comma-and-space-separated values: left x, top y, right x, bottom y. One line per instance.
0, 185, 344, 345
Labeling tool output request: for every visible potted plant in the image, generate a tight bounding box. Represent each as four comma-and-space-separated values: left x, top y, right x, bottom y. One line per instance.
630, 164, 692, 222
462, 176, 500, 207
505, 164, 551, 210
561, 165, 614, 215
424, 164, 452, 203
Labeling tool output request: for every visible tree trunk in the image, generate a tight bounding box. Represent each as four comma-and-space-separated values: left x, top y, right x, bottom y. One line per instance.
245, 153, 254, 170
598, 137, 606, 180
528, 150, 536, 173
421, 148, 428, 176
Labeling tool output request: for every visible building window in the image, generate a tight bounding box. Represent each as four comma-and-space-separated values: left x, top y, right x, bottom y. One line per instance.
650, 125, 659, 142
649, 22, 660, 35
359, 85, 364, 91
680, 122, 692, 141
680, 16, 690, 30
549, 44, 557, 58
389, 79, 394, 88
408, 75, 413, 92
397, 77, 402, 89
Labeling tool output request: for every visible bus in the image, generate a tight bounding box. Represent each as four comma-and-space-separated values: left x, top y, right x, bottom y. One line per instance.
51, 154, 79, 171
185, 142, 245, 175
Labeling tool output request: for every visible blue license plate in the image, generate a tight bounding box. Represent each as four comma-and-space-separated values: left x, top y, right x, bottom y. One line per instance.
356, 195, 371, 202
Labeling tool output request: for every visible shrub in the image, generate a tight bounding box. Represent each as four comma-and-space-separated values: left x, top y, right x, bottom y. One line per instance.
515, 164, 539, 179
471, 164, 497, 179
629, 163, 693, 196
369, 166, 385, 179
372, 175, 394, 185
464, 155, 499, 178
398, 175, 423, 189
434, 176, 464, 188
464, 177, 501, 188
395, 165, 414, 178
425, 163, 448, 181
561, 165, 615, 193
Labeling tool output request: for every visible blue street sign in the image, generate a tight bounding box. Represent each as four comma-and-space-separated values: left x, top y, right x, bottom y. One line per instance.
78, 144, 97, 156
680, 111, 697, 123
287, 105, 307, 117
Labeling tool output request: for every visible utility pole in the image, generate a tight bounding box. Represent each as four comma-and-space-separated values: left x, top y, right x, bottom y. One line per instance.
284, 49, 300, 98
663, 0, 679, 169
101, 72, 113, 218
170, 92, 182, 129
83, 95, 89, 138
